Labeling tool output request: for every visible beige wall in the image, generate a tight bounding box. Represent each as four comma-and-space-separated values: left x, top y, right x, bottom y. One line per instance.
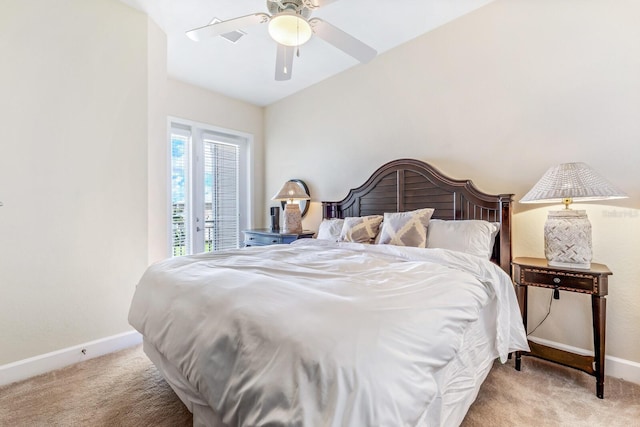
147, 18, 169, 264
265, 0, 640, 364
0, 0, 149, 364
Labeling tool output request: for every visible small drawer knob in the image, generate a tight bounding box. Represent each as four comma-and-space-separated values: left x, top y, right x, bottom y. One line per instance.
553, 277, 561, 284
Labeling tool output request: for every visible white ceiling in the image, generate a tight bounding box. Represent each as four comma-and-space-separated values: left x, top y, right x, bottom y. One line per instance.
119, 0, 493, 106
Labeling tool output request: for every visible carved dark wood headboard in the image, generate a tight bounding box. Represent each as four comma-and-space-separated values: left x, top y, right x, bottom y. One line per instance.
321, 159, 513, 273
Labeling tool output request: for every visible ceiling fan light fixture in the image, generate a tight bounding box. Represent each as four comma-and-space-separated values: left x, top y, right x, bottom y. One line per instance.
268, 11, 312, 47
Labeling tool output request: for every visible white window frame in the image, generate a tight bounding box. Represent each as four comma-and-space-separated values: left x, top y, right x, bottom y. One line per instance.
168, 117, 252, 256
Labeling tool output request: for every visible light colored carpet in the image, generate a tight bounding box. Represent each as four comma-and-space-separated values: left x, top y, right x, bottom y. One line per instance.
463, 357, 640, 427
1, 345, 639, 426
0, 346, 192, 426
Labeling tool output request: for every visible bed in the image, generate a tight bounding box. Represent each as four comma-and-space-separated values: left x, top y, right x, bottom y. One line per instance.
128, 158, 528, 427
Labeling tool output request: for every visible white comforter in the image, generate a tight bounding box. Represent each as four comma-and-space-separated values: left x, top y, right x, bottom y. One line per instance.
129, 240, 528, 427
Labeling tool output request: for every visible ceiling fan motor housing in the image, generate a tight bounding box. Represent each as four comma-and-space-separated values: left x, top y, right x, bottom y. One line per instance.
268, 0, 312, 18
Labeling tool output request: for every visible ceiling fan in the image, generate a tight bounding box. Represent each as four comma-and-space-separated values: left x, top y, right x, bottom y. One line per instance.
186, 0, 377, 81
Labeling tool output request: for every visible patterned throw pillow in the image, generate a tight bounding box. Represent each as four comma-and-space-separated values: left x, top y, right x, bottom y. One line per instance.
377, 208, 435, 248
339, 215, 383, 243
316, 218, 345, 241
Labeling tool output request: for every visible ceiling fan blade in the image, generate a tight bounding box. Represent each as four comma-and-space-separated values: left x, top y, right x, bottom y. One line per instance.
186, 13, 270, 41
309, 18, 376, 63
275, 44, 294, 81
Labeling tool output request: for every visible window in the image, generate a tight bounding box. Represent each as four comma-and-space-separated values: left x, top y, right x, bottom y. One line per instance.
170, 119, 250, 256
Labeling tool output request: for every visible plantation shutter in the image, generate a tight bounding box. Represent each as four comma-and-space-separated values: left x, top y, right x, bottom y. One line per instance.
202, 133, 240, 251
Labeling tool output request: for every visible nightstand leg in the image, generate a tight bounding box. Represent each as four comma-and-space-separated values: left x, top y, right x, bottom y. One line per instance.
515, 284, 528, 371
592, 295, 606, 399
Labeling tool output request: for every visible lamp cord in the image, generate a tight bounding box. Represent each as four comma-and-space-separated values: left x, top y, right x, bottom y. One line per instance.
527, 290, 554, 336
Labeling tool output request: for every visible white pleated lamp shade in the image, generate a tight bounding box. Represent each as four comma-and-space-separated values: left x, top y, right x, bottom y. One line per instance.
272, 181, 310, 202
520, 162, 627, 204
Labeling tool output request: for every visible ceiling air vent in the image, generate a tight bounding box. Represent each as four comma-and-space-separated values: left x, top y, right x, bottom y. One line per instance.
209, 18, 246, 43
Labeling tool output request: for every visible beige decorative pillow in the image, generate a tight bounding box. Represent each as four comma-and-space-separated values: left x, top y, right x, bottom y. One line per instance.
339, 215, 383, 243
377, 208, 435, 248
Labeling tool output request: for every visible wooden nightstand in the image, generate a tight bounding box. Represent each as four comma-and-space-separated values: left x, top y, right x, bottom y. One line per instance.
512, 257, 612, 399
243, 229, 315, 247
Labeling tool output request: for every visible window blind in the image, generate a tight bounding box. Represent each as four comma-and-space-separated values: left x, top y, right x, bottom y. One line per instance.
203, 136, 240, 251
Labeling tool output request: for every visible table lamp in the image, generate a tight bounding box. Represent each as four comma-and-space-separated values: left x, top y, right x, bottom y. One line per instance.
272, 180, 310, 233
520, 162, 627, 268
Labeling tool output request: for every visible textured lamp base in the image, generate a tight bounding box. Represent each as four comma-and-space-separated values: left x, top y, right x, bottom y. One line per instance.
282, 203, 302, 234
544, 210, 592, 269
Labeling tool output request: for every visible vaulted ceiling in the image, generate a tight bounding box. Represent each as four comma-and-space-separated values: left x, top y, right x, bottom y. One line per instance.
119, 0, 493, 106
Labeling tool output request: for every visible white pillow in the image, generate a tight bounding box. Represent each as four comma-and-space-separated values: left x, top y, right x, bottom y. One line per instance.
339, 215, 383, 244
316, 218, 344, 242
426, 219, 500, 259
377, 208, 435, 248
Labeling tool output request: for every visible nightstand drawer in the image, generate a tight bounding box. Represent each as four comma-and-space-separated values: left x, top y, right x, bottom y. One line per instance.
521, 269, 596, 293
245, 234, 282, 246
243, 229, 315, 247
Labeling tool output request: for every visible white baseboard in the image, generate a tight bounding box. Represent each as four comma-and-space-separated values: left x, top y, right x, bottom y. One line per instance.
529, 336, 640, 385
0, 330, 142, 387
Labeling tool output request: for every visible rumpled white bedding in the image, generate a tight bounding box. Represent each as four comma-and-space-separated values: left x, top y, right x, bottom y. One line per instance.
129, 240, 528, 427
